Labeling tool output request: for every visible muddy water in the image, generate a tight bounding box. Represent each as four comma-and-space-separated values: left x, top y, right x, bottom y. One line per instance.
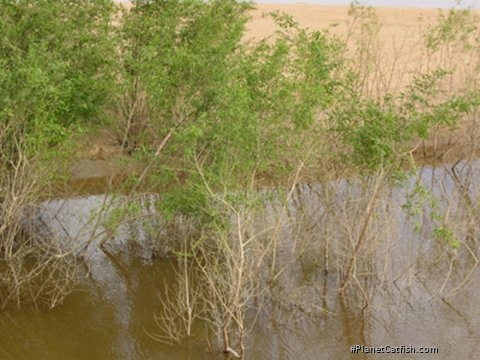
1, 163, 479, 359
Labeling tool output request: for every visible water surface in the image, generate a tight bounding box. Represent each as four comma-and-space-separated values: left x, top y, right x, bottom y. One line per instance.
1, 162, 479, 359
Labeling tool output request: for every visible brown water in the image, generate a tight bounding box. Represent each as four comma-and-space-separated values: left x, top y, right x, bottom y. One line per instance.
1, 256, 477, 359
1, 163, 479, 359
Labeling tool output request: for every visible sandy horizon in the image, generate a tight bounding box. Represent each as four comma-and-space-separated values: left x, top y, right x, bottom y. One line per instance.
247, 3, 469, 37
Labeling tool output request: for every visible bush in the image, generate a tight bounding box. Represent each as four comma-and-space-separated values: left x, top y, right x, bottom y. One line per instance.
119, 2, 344, 218
0, 0, 116, 309
0, 0, 117, 154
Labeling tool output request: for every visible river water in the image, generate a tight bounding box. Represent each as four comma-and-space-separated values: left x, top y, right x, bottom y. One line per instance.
1, 161, 479, 359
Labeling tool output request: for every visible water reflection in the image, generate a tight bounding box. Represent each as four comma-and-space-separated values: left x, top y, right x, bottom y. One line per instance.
1, 162, 479, 359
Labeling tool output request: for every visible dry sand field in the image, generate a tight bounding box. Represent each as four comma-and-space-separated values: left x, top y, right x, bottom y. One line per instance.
248, 3, 439, 38
247, 3, 480, 165
247, 3, 475, 90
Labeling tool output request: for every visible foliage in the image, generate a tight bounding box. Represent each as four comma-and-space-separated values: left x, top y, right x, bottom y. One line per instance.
425, 7, 478, 51
0, 0, 117, 155
0, 0, 117, 310
333, 69, 478, 171
119, 1, 344, 218
1, 0, 479, 328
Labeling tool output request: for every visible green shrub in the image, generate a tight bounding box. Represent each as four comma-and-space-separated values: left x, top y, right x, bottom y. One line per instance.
0, 0, 117, 310
119, 2, 344, 217
0, 0, 117, 154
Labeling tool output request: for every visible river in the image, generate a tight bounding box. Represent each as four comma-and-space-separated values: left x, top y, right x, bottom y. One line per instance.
1, 160, 478, 359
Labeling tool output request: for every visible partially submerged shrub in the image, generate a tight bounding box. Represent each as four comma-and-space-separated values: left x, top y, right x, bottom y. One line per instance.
0, 137, 79, 310
0, 0, 117, 309
333, 70, 479, 171
0, 3, 479, 357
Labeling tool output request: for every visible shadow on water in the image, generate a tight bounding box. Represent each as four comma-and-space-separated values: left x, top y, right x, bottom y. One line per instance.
0, 161, 479, 359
